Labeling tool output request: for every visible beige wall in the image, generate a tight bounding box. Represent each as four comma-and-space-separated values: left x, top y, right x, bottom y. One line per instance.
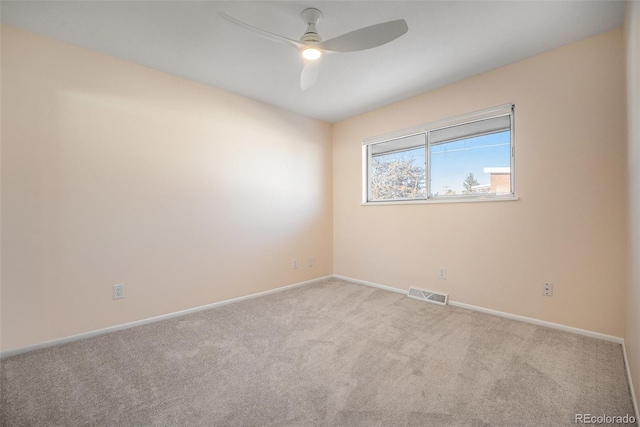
625, 0, 640, 413
333, 29, 627, 337
0, 26, 333, 352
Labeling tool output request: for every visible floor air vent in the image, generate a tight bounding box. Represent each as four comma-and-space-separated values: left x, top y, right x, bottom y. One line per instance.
407, 287, 448, 305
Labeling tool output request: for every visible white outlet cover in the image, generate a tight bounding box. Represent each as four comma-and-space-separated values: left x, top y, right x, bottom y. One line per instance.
113, 284, 124, 299
438, 268, 447, 280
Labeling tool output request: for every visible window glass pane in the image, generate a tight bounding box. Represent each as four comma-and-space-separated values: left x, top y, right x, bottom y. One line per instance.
369, 134, 426, 201
430, 130, 511, 197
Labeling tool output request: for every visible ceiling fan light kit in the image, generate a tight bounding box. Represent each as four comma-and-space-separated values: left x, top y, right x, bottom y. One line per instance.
219, 7, 408, 91
301, 47, 322, 60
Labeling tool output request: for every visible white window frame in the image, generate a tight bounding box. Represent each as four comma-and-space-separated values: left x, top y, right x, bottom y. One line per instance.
362, 104, 517, 205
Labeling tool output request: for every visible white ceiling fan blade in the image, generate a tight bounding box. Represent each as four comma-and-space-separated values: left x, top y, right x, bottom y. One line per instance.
316, 19, 408, 53
218, 12, 304, 50
300, 60, 319, 91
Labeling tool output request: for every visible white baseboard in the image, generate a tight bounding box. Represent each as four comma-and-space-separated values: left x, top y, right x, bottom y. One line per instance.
332, 275, 407, 295
448, 300, 623, 344
623, 341, 640, 420
0, 275, 332, 359
334, 275, 624, 344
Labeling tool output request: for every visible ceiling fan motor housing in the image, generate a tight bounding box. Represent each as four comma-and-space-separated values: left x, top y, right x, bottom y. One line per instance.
300, 8, 323, 43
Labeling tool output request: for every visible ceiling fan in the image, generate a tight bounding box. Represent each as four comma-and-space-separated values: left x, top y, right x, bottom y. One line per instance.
218, 8, 408, 91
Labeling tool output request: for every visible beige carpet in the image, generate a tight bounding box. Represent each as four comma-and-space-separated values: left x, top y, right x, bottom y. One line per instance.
1, 278, 636, 426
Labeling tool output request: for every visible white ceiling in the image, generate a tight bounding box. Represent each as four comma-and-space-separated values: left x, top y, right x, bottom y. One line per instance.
0, 1, 625, 123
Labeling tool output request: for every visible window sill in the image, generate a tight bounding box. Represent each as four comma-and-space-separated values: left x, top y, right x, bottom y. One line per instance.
361, 195, 519, 206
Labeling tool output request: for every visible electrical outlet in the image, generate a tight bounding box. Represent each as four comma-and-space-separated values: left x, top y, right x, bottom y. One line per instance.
113, 284, 125, 300
308, 257, 314, 267
542, 282, 553, 296
438, 268, 447, 280
292, 259, 298, 269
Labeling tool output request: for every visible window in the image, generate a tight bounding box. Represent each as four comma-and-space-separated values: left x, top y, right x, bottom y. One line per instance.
363, 104, 515, 203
